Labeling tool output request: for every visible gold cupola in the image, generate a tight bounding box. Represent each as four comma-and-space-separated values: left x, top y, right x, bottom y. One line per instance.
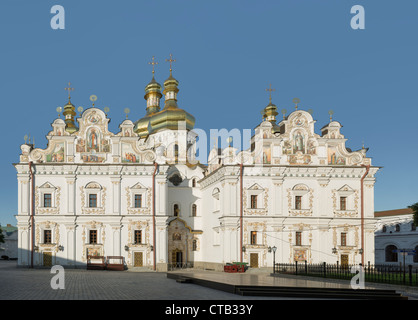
147, 54, 195, 133
145, 56, 162, 116
134, 57, 163, 138
134, 55, 195, 138
261, 84, 280, 133
63, 82, 77, 134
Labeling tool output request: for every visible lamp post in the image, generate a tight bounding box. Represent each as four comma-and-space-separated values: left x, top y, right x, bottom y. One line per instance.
272, 246, 277, 273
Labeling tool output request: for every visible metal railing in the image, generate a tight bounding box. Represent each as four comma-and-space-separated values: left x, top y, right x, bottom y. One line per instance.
167, 262, 194, 271
275, 261, 418, 286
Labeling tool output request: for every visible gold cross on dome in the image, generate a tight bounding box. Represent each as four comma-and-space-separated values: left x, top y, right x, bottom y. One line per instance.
165, 53, 176, 75
265, 83, 276, 104
148, 56, 158, 75
65, 82, 74, 102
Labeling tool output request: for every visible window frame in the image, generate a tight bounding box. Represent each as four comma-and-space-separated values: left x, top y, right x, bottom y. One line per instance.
89, 229, 98, 244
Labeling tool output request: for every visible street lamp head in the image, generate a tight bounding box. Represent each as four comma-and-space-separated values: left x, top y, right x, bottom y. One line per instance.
272, 246, 277, 253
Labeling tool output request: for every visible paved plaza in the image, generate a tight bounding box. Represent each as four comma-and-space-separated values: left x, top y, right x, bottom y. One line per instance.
1, 260, 417, 300
0, 260, 281, 300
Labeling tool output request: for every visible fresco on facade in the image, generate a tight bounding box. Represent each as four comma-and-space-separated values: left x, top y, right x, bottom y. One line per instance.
81, 154, 106, 163
294, 249, 307, 262
293, 131, 305, 154
121, 143, 139, 163
328, 146, 346, 165
262, 146, 271, 164
46, 142, 64, 162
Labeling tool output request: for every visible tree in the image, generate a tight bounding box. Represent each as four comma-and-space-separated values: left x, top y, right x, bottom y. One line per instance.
408, 202, 418, 226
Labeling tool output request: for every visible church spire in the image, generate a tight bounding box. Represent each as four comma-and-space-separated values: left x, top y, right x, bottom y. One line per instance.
62, 82, 77, 133
163, 53, 179, 109
262, 84, 278, 122
144, 56, 162, 115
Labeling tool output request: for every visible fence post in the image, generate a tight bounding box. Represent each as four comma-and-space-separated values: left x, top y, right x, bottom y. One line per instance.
409, 265, 413, 286
305, 260, 307, 274
323, 262, 326, 278
295, 261, 298, 275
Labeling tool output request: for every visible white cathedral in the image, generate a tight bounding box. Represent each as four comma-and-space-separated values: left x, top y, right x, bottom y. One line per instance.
15, 59, 379, 271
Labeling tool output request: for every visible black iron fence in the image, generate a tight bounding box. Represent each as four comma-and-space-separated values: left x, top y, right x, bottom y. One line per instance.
275, 261, 418, 286
168, 262, 194, 271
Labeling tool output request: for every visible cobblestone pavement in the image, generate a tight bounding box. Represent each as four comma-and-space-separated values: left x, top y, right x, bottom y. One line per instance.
0, 261, 284, 300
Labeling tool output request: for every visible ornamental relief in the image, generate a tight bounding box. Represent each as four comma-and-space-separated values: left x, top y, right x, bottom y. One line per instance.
35, 186, 61, 215
243, 221, 267, 247
331, 189, 359, 217
80, 186, 107, 214
243, 187, 269, 215
287, 188, 314, 217
35, 221, 60, 252
125, 187, 151, 215
81, 221, 105, 262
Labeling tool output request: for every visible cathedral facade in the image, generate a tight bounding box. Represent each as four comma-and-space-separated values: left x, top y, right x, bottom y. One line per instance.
15, 62, 379, 271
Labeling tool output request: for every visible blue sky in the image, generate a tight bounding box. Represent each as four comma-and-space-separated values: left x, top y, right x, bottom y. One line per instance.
1, 0, 417, 225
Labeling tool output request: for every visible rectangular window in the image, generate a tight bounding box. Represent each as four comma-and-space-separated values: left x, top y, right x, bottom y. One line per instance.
295, 196, 302, 210
250, 195, 257, 209
134, 230, 142, 244
296, 231, 302, 246
340, 197, 347, 210
341, 232, 347, 246
44, 230, 52, 244
89, 194, 97, 208
89, 230, 97, 244
250, 231, 257, 245
43, 193, 52, 208
134, 194, 142, 208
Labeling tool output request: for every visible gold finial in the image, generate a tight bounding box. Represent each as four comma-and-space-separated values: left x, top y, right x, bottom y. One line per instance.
293, 98, 300, 110
90, 95, 98, 107
124, 108, 130, 119
281, 108, 287, 120
148, 56, 158, 76
65, 82, 74, 103
165, 53, 176, 75
328, 110, 334, 122
265, 84, 276, 104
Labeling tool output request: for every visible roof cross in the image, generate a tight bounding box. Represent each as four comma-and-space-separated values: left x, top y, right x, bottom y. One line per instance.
148, 56, 158, 75
265, 83, 276, 104
64, 82, 74, 102
165, 53, 176, 75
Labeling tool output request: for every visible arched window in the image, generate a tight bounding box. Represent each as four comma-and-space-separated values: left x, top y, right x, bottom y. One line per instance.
173, 204, 180, 216
192, 178, 196, 188
192, 204, 197, 217
382, 225, 387, 233
192, 239, 197, 251
174, 144, 179, 159
412, 223, 416, 231
395, 224, 400, 232
385, 245, 398, 262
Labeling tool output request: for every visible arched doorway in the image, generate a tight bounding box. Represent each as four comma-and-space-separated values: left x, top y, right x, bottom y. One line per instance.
167, 218, 197, 269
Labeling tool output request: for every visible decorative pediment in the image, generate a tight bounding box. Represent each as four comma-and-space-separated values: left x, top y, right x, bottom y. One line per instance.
248, 183, 264, 191
337, 184, 355, 196
85, 182, 102, 190
39, 182, 57, 190
130, 182, 147, 191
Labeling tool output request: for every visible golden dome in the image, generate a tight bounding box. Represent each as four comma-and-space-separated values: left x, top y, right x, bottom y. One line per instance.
134, 72, 195, 138
63, 101, 77, 133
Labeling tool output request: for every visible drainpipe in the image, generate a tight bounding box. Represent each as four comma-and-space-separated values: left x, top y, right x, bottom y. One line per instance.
240, 163, 243, 263
152, 162, 158, 271
29, 161, 35, 268
360, 165, 370, 266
